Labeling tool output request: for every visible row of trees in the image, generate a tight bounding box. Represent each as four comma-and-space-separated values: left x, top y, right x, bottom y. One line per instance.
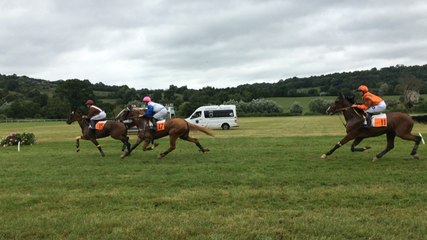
1, 64, 427, 119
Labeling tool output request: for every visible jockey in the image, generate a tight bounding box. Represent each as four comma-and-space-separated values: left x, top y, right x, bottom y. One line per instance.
85, 99, 107, 131
141, 96, 168, 131
352, 85, 387, 127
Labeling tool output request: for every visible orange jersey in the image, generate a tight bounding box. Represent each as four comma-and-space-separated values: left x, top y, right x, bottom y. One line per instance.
354, 92, 383, 110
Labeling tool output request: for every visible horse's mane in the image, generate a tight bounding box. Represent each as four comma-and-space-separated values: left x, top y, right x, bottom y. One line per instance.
342, 94, 365, 115
345, 95, 355, 104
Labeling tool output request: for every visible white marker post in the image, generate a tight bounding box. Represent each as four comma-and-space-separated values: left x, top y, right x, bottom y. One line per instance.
18, 141, 21, 152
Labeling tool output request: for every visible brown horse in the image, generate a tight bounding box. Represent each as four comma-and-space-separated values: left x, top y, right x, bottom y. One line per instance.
66, 110, 131, 159
116, 106, 214, 159
321, 94, 427, 161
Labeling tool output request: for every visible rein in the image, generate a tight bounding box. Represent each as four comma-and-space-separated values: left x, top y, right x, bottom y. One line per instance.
334, 106, 363, 127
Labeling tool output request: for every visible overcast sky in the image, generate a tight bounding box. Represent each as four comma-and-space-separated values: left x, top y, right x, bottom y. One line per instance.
1, 0, 426, 90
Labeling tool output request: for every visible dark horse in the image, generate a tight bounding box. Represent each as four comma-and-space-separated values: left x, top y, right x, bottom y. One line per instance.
116, 106, 214, 159
321, 94, 427, 161
66, 110, 131, 159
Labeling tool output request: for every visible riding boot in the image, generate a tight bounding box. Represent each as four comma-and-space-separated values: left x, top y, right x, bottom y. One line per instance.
366, 113, 372, 127
150, 118, 157, 136
89, 120, 97, 135
362, 113, 372, 128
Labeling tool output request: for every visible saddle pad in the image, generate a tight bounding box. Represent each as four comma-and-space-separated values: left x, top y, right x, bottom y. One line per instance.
156, 120, 166, 131
371, 113, 387, 127
95, 121, 107, 130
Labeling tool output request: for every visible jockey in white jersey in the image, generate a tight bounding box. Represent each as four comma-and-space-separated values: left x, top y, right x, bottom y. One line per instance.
141, 96, 168, 131
85, 99, 106, 131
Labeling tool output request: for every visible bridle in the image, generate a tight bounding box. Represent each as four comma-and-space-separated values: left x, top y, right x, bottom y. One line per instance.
331, 106, 363, 127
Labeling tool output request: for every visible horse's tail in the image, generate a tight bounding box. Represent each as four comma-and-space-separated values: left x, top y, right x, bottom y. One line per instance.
412, 115, 427, 124
187, 122, 215, 137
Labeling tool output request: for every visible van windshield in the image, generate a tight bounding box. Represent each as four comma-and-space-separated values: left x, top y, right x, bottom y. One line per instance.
191, 111, 202, 119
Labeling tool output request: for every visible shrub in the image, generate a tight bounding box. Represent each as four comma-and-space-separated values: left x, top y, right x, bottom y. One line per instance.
1, 132, 35, 147
289, 102, 303, 115
309, 98, 332, 114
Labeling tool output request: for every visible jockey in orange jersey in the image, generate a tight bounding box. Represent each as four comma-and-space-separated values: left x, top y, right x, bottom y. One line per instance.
352, 85, 387, 127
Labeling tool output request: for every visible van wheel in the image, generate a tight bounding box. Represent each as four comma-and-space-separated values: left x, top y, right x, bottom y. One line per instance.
221, 123, 230, 130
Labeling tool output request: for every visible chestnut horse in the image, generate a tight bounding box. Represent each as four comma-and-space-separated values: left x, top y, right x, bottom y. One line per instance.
321, 94, 427, 161
66, 110, 131, 159
116, 106, 214, 159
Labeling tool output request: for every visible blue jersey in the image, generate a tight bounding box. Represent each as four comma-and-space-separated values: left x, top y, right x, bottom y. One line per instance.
144, 104, 154, 116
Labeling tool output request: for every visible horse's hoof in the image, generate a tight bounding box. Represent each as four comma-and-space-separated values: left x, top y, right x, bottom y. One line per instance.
321, 154, 327, 159
372, 156, 379, 162
411, 154, 420, 160
364, 146, 371, 151
76, 149, 80, 152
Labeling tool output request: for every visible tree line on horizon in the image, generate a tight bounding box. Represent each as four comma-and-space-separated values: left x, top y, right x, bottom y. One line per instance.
1, 64, 427, 119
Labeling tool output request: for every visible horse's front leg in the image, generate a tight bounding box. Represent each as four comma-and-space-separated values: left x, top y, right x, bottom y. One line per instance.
90, 138, 105, 157
75, 136, 81, 152
158, 136, 179, 159
321, 134, 354, 159
351, 137, 371, 152
141, 139, 153, 151
130, 136, 144, 152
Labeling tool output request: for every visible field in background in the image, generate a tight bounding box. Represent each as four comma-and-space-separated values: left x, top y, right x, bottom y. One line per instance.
268, 95, 406, 113
1, 117, 427, 239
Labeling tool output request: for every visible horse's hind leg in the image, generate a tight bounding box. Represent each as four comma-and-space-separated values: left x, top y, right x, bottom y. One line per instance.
181, 135, 210, 153
398, 133, 422, 159
351, 137, 370, 152
373, 132, 396, 162
120, 137, 132, 159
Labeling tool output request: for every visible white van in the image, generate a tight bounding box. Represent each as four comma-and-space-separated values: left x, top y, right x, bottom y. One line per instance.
186, 105, 238, 130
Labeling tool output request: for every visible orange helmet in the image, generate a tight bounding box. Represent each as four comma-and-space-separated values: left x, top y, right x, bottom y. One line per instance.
85, 99, 94, 105
357, 85, 368, 93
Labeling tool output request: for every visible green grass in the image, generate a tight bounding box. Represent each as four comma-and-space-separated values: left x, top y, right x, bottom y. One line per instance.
1, 117, 427, 239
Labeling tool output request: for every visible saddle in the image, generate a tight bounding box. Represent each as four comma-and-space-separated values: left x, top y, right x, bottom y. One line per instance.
363, 113, 387, 128
148, 120, 166, 132
95, 120, 107, 130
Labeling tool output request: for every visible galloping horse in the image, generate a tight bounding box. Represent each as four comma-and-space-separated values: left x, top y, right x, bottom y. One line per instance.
321, 93, 427, 161
66, 111, 131, 159
116, 106, 214, 159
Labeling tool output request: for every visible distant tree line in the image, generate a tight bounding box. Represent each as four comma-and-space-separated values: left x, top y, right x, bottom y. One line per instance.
1, 64, 427, 119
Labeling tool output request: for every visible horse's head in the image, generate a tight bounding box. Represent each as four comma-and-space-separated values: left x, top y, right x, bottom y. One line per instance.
116, 105, 145, 122
326, 93, 354, 115
115, 105, 133, 121
66, 111, 82, 124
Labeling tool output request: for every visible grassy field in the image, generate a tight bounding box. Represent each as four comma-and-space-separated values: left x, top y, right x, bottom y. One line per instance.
1, 117, 427, 239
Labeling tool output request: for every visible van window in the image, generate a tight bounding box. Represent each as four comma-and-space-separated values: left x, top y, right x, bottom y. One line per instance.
204, 110, 234, 118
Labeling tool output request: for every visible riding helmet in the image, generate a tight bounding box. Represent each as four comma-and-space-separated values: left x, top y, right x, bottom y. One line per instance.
85, 99, 94, 105
357, 85, 368, 93
142, 96, 151, 102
